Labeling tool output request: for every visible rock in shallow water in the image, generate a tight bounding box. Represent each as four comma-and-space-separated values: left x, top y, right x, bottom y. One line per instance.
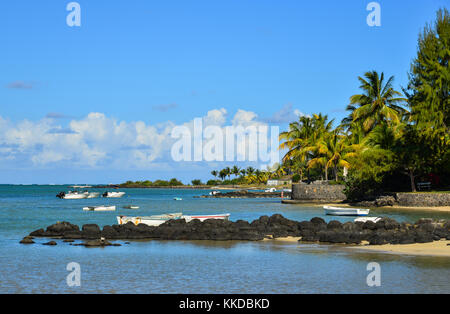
19, 236, 35, 244
43, 241, 57, 246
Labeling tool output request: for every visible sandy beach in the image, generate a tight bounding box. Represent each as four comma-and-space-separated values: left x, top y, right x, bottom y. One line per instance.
263, 236, 301, 242
352, 240, 450, 257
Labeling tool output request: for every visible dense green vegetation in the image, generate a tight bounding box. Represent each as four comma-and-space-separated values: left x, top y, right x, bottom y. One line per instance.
209, 165, 291, 185
279, 9, 449, 200
121, 178, 184, 187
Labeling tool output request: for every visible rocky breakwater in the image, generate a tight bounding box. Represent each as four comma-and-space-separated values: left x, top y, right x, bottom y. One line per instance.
22, 215, 450, 246
199, 190, 289, 198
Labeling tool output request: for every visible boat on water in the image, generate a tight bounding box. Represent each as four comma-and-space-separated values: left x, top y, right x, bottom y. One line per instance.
86, 192, 100, 199
173, 197, 183, 201
83, 205, 116, 211
323, 205, 370, 216
103, 191, 125, 198
117, 212, 230, 226
354, 217, 381, 223
209, 190, 221, 196
123, 205, 139, 209
264, 187, 277, 193
57, 191, 100, 199
57, 191, 88, 199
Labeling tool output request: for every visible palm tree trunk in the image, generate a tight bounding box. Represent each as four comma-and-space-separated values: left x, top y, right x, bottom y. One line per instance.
334, 167, 338, 182
324, 166, 328, 181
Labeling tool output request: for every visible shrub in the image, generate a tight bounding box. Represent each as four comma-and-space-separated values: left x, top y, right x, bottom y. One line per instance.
169, 178, 183, 186
292, 174, 301, 183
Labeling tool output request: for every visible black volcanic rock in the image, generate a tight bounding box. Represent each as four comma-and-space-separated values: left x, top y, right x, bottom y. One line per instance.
24, 215, 449, 247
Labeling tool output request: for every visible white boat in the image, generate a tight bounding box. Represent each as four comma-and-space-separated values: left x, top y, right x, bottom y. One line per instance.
173, 197, 183, 201
83, 205, 116, 211
117, 213, 183, 226
103, 191, 125, 198
354, 217, 381, 223
184, 213, 230, 222
57, 191, 88, 199
323, 205, 370, 216
117, 213, 230, 226
209, 190, 221, 196
86, 192, 100, 199
264, 187, 277, 193
123, 205, 139, 209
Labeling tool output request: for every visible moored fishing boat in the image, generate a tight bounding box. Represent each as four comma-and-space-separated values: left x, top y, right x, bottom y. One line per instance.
123, 205, 139, 209
173, 197, 183, 201
184, 213, 230, 222
323, 205, 370, 216
354, 217, 381, 223
117, 213, 183, 226
56, 191, 88, 199
86, 192, 100, 199
103, 191, 125, 198
83, 205, 116, 211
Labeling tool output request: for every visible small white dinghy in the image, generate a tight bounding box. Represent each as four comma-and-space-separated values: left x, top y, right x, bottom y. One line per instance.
83, 205, 116, 211
264, 187, 277, 193
354, 217, 381, 223
123, 205, 139, 209
117, 213, 230, 226
103, 191, 125, 198
117, 213, 183, 226
323, 205, 370, 216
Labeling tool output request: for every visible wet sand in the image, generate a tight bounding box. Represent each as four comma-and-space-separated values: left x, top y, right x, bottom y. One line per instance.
263, 236, 301, 242
352, 240, 450, 257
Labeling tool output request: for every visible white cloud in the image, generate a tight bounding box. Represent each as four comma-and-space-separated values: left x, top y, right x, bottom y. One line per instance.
264, 103, 309, 124
0, 108, 279, 170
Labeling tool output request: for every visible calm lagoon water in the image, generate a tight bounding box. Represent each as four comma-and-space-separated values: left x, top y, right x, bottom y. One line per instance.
0, 185, 449, 293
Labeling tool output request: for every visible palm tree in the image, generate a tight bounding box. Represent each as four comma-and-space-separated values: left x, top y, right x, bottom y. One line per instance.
246, 167, 255, 176
231, 166, 240, 178
219, 169, 227, 181
223, 167, 231, 180
211, 170, 218, 179
307, 130, 354, 181
346, 71, 406, 133
279, 114, 334, 163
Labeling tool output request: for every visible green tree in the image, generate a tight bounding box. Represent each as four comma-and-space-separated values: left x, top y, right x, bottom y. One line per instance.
346, 71, 406, 133
405, 8, 450, 173
306, 130, 353, 181
231, 166, 240, 178
219, 169, 227, 181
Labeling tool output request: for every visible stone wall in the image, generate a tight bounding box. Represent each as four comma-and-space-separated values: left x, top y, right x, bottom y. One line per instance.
291, 183, 346, 202
396, 192, 450, 207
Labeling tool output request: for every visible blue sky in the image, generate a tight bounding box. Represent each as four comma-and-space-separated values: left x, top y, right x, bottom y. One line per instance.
0, 0, 447, 184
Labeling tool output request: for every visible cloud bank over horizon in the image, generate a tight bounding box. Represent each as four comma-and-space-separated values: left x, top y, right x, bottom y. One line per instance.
0, 107, 295, 180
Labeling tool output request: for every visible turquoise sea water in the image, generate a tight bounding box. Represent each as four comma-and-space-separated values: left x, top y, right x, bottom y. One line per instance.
0, 185, 449, 293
